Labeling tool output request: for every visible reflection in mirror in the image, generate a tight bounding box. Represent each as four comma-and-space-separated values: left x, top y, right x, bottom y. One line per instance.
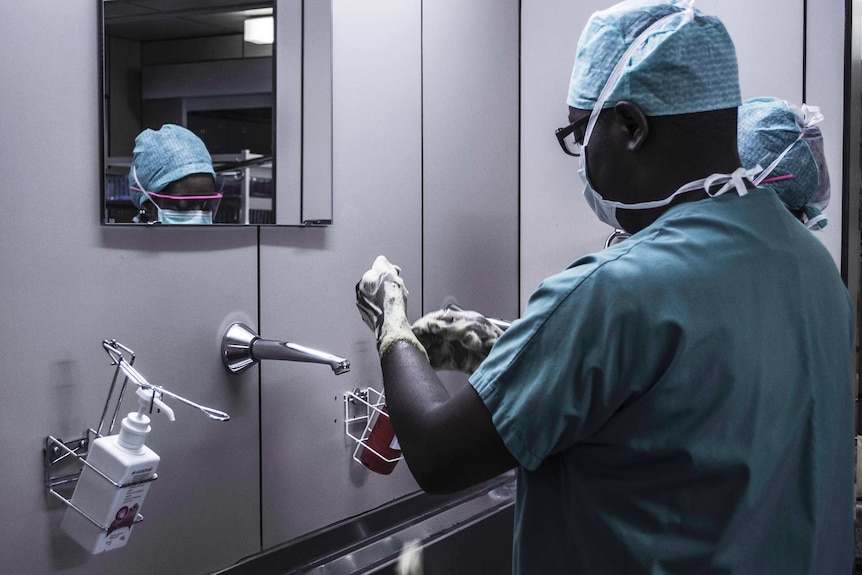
102, 0, 276, 225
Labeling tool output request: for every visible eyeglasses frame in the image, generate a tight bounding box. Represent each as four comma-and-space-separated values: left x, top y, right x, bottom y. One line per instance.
554, 114, 591, 157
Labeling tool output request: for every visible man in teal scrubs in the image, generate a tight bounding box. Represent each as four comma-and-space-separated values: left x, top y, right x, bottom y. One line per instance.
355, 1, 854, 573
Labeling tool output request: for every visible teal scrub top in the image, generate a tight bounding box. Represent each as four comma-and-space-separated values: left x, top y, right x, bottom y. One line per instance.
470, 189, 854, 574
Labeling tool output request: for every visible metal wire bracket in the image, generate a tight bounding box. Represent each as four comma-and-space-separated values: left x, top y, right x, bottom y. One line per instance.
44, 431, 154, 530
343, 387, 403, 466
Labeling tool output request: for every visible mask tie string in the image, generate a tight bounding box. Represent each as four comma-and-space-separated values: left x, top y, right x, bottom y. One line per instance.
704, 166, 762, 198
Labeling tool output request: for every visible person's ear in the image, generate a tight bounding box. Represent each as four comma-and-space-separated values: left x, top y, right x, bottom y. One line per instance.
614, 101, 649, 152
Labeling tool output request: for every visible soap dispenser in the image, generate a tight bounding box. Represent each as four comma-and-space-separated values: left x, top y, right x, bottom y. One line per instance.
60, 388, 174, 554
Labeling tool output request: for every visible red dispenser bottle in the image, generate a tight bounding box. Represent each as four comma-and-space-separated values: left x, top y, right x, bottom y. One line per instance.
359, 407, 401, 475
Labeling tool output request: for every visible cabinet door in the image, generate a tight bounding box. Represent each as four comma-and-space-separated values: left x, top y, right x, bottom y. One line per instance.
0, 5, 261, 574
422, 0, 520, 323
258, 0, 520, 549
259, 0, 424, 547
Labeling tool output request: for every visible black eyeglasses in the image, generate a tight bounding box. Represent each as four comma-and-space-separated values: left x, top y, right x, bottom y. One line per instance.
555, 115, 590, 157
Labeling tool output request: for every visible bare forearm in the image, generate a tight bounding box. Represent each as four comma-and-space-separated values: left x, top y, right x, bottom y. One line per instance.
383, 340, 450, 401
381, 342, 517, 493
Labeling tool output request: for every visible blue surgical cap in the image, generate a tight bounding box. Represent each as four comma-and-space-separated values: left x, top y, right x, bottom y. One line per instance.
738, 97, 830, 229
129, 124, 215, 209
567, 0, 741, 116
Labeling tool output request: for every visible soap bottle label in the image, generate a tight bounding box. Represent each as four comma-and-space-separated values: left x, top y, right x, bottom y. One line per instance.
60, 437, 159, 554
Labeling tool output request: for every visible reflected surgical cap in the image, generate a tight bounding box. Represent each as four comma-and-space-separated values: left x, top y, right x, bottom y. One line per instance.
567, 0, 741, 116
738, 97, 830, 229
129, 124, 215, 208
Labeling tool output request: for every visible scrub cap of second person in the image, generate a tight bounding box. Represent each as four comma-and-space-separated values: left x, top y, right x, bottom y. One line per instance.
129, 124, 216, 209
738, 97, 830, 229
567, 0, 741, 116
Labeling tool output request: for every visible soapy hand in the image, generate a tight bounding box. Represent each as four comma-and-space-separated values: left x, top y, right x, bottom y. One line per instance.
355, 255, 406, 332
356, 256, 427, 359
412, 308, 503, 374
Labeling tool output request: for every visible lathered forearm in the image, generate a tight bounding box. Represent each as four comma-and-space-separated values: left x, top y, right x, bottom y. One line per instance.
376, 282, 427, 360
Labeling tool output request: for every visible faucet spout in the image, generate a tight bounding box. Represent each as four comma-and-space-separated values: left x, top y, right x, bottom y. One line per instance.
252, 340, 351, 375
221, 323, 350, 375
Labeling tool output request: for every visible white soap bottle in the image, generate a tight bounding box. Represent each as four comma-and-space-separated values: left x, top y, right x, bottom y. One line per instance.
60, 388, 173, 554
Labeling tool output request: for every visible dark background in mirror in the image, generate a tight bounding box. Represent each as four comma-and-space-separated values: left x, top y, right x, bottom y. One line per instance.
102, 0, 274, 224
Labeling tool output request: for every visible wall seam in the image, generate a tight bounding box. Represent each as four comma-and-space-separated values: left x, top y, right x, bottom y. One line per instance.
842, 0, 861, 434
300, 0, 305, 221
802, 0, 807, 103
843, 0, 855, 284
517, 0, 522, 315
257, 223, 263, 551
420, 0, 425, 316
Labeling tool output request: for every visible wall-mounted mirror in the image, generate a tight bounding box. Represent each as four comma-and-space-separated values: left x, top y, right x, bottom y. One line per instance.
100, 0, 332, 226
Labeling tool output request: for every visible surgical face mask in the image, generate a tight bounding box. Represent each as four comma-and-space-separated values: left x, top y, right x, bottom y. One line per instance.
578, 3, 757, 231
579, 151, 759, 230
159, 210, 213, 225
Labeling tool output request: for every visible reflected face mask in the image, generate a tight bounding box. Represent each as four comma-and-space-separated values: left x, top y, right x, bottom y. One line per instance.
159, 210, 214, 225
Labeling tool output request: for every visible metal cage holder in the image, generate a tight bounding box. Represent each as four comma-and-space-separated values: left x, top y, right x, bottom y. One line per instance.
44, 339, 230, 532
44, 431, 154, 531
344, 387, 404, 467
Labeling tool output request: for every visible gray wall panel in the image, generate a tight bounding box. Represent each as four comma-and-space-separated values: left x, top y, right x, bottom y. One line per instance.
519, 0, 615, 310
803, 0, 845, 267
422, 0, 520, 322
0, 2, 260, 574
705, 0, 804, 103
259, 0, 424, 547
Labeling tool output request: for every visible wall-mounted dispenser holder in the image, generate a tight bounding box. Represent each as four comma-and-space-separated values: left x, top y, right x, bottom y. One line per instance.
44, 339, 230, 549
45, 430, 153, 532
344, 387, 404, 475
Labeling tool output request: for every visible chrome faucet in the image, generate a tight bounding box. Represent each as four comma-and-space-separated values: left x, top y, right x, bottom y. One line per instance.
221, 323, 350, 375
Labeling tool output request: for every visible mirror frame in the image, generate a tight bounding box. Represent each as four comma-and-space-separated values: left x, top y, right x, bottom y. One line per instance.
98, 0, 332, 227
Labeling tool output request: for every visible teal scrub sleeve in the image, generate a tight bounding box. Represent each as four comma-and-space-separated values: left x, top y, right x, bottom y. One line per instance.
469, 243, 675, 471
